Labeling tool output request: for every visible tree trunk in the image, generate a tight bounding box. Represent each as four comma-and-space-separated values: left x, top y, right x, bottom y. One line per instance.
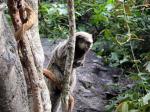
0, 3, 29, 112
25, 0, 52, 111
6, 0, 51, 111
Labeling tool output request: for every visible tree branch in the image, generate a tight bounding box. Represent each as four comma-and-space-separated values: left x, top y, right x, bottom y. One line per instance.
61, 0, 76, 111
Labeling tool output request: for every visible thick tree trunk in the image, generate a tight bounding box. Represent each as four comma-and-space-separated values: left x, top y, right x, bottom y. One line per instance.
25, 1, 52, 111
5, 0, 51, 111
0, 3, 29, 112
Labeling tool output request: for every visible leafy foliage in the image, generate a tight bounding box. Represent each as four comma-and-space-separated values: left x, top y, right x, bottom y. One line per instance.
39, 2, 68, 38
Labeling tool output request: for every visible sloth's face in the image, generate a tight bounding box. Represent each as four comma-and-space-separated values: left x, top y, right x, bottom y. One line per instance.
77, 37, 91, 51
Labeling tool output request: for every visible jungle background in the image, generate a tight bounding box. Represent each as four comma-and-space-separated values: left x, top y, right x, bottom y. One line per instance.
38, 0, 150, 112
1, 0, 150, 112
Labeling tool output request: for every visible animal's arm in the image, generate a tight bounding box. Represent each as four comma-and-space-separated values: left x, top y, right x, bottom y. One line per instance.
73, 56, 85, 68
43, 69, 62, 89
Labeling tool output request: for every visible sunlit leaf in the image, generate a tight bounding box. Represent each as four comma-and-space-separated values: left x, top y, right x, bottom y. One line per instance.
116, 102, 129, 112
144, 61, 150, 72
104, 29, 112, 40
106, 4, 114, 11
120, 56, 129, 64
142, 92, 150, 105
111, 52, 119, 61
129, 110, 138, 112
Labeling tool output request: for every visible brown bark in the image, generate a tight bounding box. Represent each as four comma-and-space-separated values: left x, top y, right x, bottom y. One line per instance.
144, 0, 150, 4
25, 1, 52, 112
61, 0, 76, 111
7, 0, 51, 112
0, 3, 29, 112
7, 0, 43, 111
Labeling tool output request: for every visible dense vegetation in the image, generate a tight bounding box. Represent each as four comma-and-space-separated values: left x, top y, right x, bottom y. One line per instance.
39, 0, 150, 111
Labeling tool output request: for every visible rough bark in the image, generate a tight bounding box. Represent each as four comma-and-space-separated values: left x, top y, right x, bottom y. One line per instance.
7, 0, 43, 111
0, 3, 29, 112
7, 0, 51, 112
144, 0, 150, 4
25, 1, 52, 112
61, 0, 76, 111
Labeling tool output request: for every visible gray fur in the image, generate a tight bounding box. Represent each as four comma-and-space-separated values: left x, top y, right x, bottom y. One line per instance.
47, 32, 93, 112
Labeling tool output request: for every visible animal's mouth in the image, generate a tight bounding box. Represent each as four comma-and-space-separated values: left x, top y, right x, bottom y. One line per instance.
84, 48, 89, 51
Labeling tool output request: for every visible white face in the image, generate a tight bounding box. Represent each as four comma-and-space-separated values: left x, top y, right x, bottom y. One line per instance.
78, 38, 91, 51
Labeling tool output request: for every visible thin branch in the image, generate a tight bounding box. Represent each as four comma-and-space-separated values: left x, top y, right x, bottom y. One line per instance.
61, 0, 76, 111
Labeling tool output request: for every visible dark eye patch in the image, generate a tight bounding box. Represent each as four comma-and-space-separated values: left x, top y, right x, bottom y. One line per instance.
76, 35, 91, 47
86, 41, 91, 45
76, 36, 85, 43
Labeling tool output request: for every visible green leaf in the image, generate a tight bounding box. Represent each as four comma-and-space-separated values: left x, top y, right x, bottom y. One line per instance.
142, 92, 150, 105
107, 0, 115, 4
106, 4, 114, 11
116, 102, 129, 112
104, 29, 112, 40
129, 110, 138, 112
122, 102, 129, 112
120, 56, 129, 64
111, 52, 119, 61
144, 61, 150, 72
91, 14, 108, 25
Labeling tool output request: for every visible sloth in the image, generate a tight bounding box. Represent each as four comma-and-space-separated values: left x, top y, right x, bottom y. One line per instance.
43, 31, 93, 112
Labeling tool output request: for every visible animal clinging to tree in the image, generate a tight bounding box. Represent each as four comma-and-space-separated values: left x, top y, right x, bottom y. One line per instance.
43, 31, 93, 112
